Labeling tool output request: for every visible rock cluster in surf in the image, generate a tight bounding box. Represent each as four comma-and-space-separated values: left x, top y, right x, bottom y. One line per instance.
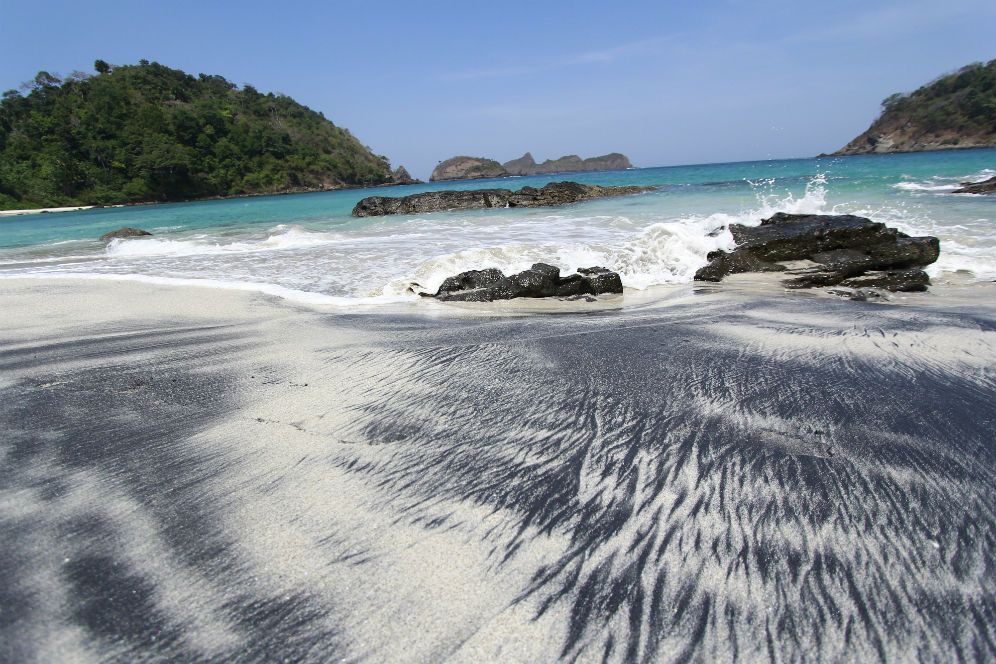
352, 181, 654, 217
99, 227, 152, 242
694, 213, 940, 293
423, 264, 623, 302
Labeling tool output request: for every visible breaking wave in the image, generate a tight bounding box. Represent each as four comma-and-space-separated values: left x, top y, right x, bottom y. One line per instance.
2, 165, 994, 305
893, 168, 996, 194
389, 174, 832, 294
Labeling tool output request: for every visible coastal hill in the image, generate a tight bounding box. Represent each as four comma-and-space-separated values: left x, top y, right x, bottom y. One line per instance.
430, 152, 632, 181
835, 59, 996, 155
0, 60, 410, 209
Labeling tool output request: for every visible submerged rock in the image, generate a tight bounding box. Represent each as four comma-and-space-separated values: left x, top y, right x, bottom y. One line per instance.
426, 263, 624, 302
352, 181, 654, 217
694, 213, 939, 292
99, 227, 152, 242
953, 176, 996, 194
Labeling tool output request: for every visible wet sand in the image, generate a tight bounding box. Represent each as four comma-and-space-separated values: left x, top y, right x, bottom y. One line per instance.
0, 206, 96, 217
1, 278, 994, 662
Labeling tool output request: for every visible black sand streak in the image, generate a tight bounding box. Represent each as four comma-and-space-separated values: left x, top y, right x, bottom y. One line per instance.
0, 320, 349, 663
1, 293, 994, 662
321, 297, 996, 662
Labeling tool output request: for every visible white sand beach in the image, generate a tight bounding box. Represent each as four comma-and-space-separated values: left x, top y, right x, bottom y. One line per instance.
2, 276, 994, 662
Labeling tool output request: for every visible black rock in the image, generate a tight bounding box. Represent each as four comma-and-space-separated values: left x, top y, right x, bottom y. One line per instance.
838, 268, 931, 292
435, 268, 505, 295
353, 181, 654, 217
500, 264, 560, 298
694, 249, 786, 282
694, 212, 939, 293
728, 213, 903, 262
426, 263, 624, 302
580, 270, 623, 295
99, 227, 152, 242
554, 273, 590, 297
953, 176, 996, 195
782, 265, 867, 289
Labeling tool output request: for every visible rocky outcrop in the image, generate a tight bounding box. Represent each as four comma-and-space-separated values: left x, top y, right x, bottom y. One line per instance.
99, 227, 152, 242
953, 176, 996, 194
430, 156, 507, 181
389, 165, 420, 185
694, 213, 940, 292
352, 181, 654, 217
503, 152, 633, 176
425, 264, 623, 302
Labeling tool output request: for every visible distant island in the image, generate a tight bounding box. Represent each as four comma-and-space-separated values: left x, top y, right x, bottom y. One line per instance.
430, 152, 632, 181
835, 59, 996, 155
0, 60, 416, 210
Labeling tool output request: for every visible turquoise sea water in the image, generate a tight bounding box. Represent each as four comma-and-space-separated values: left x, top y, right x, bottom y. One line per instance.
1, 149, 993, 304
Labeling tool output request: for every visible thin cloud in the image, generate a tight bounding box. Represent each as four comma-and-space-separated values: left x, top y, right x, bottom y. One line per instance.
784, 0, 994, 44
439, 36, 671, 81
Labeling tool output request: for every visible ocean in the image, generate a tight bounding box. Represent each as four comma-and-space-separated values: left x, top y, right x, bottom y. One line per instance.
1, 149, 994, 304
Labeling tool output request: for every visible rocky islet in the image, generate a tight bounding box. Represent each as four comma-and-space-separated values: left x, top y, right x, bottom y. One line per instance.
429, 152, 633, 181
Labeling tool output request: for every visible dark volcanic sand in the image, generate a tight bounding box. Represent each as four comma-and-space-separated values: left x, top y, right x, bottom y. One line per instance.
1, 280, 994, 662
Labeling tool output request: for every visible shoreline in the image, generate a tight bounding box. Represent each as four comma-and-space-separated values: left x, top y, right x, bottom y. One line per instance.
0, 179, 423, 216
3, 270, 994, 316
0, 205, 96, 217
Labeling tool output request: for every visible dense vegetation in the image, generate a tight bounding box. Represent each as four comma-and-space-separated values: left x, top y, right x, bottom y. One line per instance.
880, 60, 996, 135
837, 59, 996, 154
0, 61, 393, 209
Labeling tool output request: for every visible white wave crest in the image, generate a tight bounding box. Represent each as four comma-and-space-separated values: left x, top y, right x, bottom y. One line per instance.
105, 226, 344, 257
892, 168, 996, 194
893, 182, 960, 192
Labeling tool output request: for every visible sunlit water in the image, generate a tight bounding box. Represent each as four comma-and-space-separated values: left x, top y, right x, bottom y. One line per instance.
1, 149, 993, 305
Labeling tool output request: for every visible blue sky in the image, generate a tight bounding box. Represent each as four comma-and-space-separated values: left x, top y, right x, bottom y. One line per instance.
2, 0, 993, 178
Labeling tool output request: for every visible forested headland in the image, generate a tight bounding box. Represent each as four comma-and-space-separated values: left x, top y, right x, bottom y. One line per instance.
0, 60, 396, 209
835, 59, 996, 155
